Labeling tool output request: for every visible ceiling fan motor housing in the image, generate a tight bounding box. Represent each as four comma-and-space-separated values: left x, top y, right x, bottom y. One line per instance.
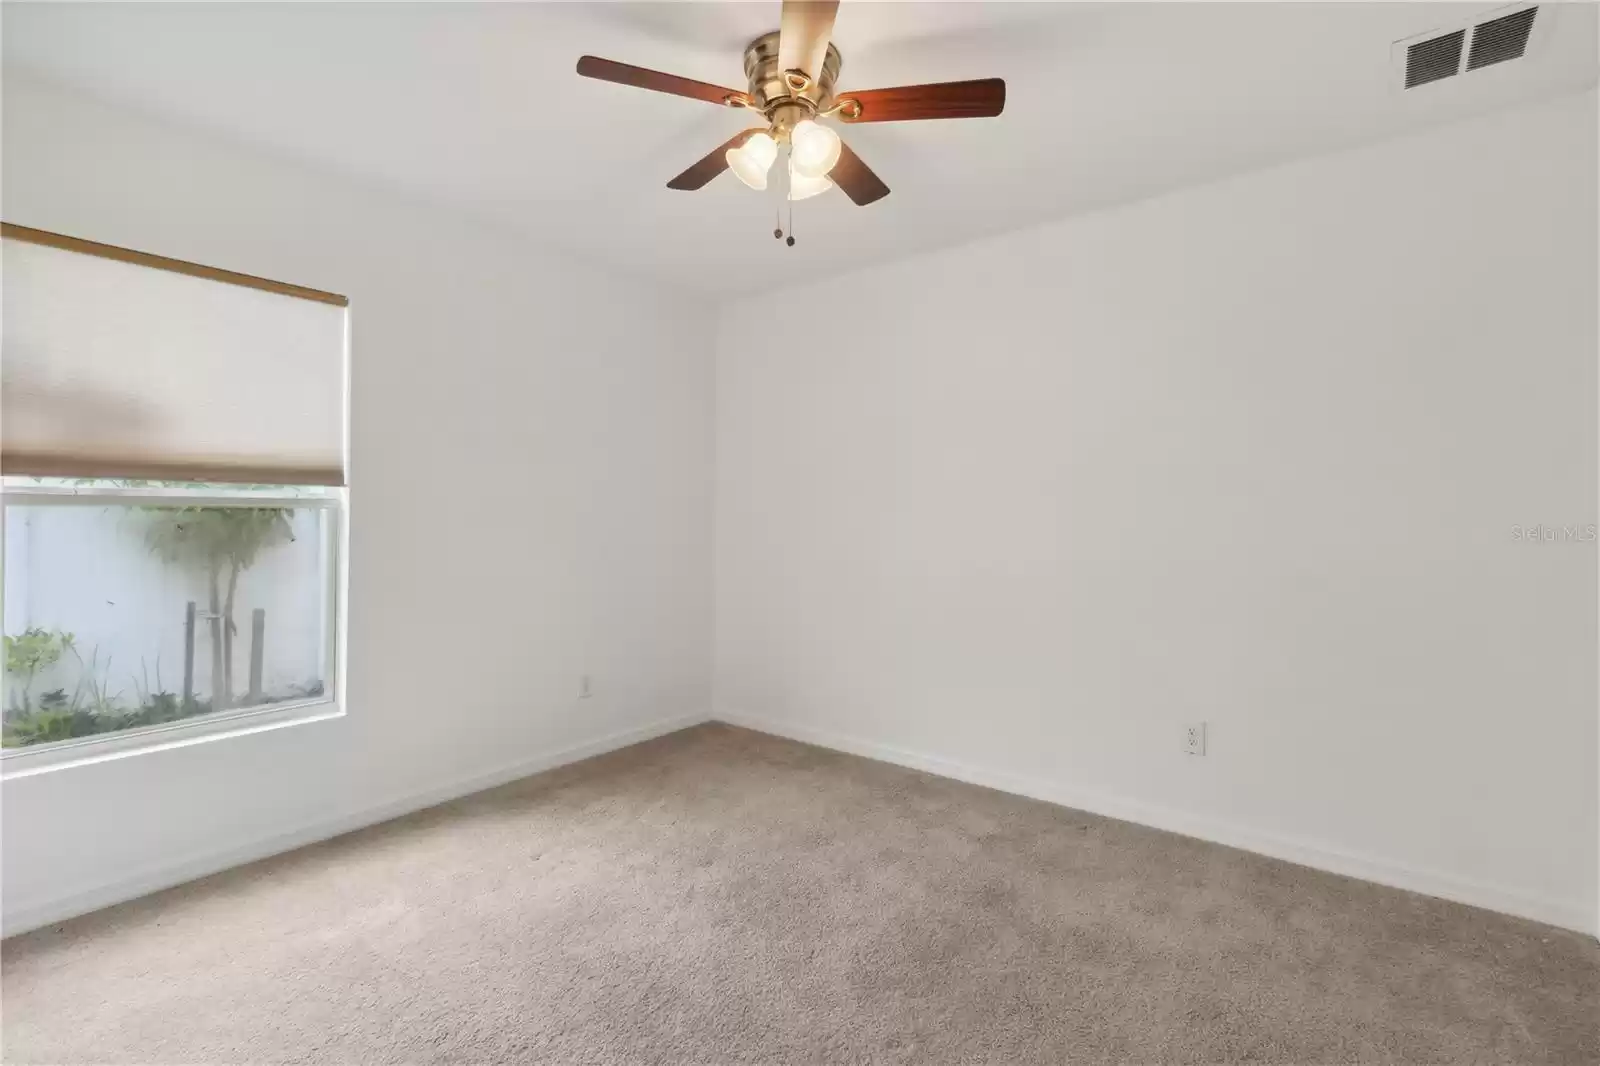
742, 30, 842, 139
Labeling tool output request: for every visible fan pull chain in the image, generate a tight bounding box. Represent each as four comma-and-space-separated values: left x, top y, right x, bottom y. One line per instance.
774, 149, 789, 242
772, 152, 797, 247
785, 158, 796, 247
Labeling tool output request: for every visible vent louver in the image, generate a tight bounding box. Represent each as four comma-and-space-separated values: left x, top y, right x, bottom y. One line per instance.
1405, 29, 1466, 88
1467, 7, 1538, 70
1397, 6, 1541, 90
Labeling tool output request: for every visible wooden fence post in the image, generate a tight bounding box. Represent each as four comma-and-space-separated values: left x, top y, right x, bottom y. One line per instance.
248, 608, 265, 705
182, 601, 196, 710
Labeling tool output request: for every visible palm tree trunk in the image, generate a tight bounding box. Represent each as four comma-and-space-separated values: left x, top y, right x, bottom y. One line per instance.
208, 564, 225, 711
222, 561, 241, 708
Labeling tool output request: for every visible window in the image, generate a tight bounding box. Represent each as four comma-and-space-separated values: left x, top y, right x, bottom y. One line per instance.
2, 480, 340, 758
1, 224, 348, 768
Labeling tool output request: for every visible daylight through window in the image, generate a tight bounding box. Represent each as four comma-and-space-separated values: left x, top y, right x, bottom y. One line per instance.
2, 481, 339, 752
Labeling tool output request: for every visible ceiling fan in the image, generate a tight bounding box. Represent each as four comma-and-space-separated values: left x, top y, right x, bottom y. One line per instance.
575, 0, 1005, 212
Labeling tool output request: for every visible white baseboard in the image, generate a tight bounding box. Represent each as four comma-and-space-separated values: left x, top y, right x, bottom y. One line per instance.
3, 712, 709, 938
716, 712, 1595, 937
12, 710, 1590, 939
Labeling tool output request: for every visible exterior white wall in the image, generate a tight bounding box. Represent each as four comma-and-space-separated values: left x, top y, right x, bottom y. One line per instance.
5, 505, 325, 709
715, 91, 1600, 934
1, 76, 714, 932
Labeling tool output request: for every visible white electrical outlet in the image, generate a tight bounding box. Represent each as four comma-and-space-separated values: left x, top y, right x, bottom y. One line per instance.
579, 675, 593, 699
1184, 722, 1206, 756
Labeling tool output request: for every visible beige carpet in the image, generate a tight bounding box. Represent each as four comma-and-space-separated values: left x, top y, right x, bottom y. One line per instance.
3, 724, 1596, 1064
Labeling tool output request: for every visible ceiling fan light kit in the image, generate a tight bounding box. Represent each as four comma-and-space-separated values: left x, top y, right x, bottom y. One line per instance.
787, 168, 834, 201
726, 132, 779, 190
575, 0, 1006, 240
788, 120, 841, 179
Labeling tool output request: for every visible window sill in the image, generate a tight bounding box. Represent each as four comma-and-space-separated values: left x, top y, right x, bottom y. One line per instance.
1, 699, 343, 779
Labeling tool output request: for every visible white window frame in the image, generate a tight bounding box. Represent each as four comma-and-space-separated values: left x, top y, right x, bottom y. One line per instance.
0, 480, 344, 776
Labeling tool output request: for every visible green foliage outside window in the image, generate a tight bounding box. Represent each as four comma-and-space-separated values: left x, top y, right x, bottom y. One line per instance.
141, 505, 295, 714
4, 627, 73, 713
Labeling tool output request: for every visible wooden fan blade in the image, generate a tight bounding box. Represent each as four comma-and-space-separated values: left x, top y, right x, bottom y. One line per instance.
667, 128, 766, 191
576, 55, 748, 107
836, 78, 1006, 122
778, 0, 839, 81
830, 140, 889, 206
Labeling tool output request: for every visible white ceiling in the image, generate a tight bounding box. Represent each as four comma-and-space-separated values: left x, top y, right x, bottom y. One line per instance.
4, 2, 1596, 294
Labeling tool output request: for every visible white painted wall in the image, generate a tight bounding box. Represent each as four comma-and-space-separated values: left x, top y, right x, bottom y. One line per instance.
716, 91, 1599, 934
5, 74, 1594, 940
1, 77, 713, 932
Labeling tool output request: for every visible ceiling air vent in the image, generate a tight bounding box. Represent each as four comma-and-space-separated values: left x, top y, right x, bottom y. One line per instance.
1405, 28, 1467, 88
1467, 7, 1538, 70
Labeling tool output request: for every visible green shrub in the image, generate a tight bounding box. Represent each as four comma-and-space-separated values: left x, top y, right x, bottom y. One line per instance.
4, 628, 73, 713
1, 694, 215, 748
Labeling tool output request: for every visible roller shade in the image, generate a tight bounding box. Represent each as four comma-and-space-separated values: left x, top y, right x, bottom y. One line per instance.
1, 224, 348, 485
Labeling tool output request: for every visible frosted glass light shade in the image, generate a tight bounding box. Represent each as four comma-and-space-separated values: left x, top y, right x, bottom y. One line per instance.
788, 170, 833, 200
790, 120, 841, 179
726, 132, 778, 190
